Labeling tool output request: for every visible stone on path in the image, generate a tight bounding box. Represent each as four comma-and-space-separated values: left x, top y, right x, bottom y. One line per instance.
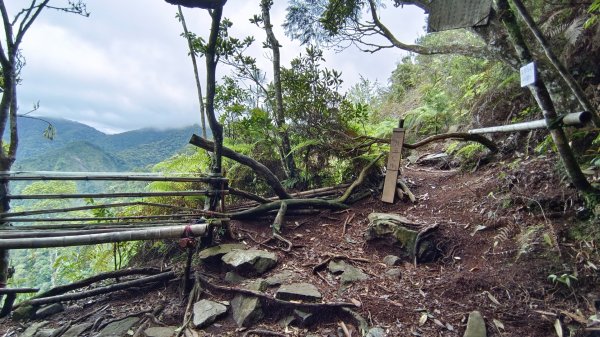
221, 249, 278, 275
198, 243, 247, 263
192, 299, 228, 328
366, 327, 386, 337
464, 311, 487, 337
20, 321, 48, 337
265, 270, 298, 287
224, 271, 246, 284
275, 283, 322, 302
144, 326, 177, 337
384, 268, 402, 279
327, 260, 368, 285
97, 317, 140, 337
231, 280, 267, 327
383, 255, 401, 266
61, 323, 92, 337
35, 303, 64, 319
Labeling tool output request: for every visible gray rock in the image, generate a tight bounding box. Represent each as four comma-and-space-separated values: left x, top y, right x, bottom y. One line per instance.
327, 260, 368, 285
192, 299, 228, 328
62, 323, 92, 337
292, 309, 313, 326
231, 294, 263, 327
366, 327, 386, 337
327, 260, 347, 274
198, 243, 246, 263
275, 283, 322, 302
20, 321, 48, 337
243, 279, 268, 292
464, 311, 486, 337
230, 279, 268, 327
97, 317, 140, 337
224, 271, 246, 284
265, 270, 298, 287
340, 265, 368, 285
34, 329, 55, 337
35, 303, 64, 319
221, 249, 278, 275
384, 268, 402, 279
383, 255, 401, 266
144, 326, 177, 337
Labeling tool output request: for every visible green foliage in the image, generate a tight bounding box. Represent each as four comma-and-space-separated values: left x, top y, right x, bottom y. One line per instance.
548, 273, 578, 288
585, 0, 600, 27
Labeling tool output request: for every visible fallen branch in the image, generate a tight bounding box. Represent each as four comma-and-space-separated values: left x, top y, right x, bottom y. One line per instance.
347, 132, 498, 154
336, 154, 384, 203
14, 268, 165, 309
242, 329, 287, 337
230, 199, 348, 220
190, 135, 292, 199
197, 273, 356, 309
397, 179, 416, 203
22, 271, 176, 306
229, 187, 270, 204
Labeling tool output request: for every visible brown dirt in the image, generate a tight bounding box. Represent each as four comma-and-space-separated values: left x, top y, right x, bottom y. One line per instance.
2, 154, 599, 337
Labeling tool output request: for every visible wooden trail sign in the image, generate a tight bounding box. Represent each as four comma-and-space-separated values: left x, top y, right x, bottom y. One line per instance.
382, 128, 405, 203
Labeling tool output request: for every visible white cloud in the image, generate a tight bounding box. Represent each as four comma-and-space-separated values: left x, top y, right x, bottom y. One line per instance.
14, 0, 425, 133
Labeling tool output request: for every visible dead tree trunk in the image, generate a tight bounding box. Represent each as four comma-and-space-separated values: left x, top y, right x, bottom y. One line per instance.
260, 0, 298, 182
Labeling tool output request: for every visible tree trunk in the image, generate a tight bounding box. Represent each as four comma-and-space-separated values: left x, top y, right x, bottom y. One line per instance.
177, 5, 208, 139
509, 0, 600, 128
260, 0, 298, 182
205, 6, 225, 211
494, 0, 598, 196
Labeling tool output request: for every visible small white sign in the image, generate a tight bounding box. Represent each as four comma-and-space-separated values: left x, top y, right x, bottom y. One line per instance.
520, 62, 536, 87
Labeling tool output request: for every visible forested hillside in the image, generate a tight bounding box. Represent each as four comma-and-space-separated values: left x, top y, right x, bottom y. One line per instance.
11, 117, 206, 172
1, 0, 600, 336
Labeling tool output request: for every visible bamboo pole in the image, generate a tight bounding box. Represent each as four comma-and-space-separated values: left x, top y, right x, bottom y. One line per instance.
469, 111, 591, 134
8, 190, 228, 200
0, 224, 210, 249
0, 171, 227, 183
5, 220, 208, 231
0, 201, 201, 218
0, 226, 187, 239
4, 214, 201, 222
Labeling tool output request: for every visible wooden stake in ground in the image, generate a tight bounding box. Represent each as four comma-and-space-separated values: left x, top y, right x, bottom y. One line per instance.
382, 122, 405, 203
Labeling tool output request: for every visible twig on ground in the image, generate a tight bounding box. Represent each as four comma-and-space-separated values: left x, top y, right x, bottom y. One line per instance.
242, 329, 288, 337
342, 213, 355, 237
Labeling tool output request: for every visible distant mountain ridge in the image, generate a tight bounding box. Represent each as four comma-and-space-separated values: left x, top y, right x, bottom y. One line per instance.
9, 117, 209, 172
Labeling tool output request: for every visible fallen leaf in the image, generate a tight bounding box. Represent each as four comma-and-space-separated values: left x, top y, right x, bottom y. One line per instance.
350, 298, 362, 307
485, 291, 501, 306
433, 319, 444, 328
446, 323, 454, 331
419, 313, 428, 326
493, 319, 505, 330
554, 319, 563, 337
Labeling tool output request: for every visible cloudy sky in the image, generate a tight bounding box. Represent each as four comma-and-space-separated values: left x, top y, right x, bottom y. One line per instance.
13, 0, 426, 134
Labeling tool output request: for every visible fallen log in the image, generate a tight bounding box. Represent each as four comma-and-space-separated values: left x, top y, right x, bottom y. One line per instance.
0, 224, 211, 249
229, 199, 348, 219
23, 271, 175, 306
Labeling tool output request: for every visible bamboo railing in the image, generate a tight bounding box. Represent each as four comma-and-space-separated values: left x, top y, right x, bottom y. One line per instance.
0, 171, 229, 245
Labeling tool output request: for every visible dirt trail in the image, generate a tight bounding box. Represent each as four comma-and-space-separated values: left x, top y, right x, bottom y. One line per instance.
1, 156, 595, 336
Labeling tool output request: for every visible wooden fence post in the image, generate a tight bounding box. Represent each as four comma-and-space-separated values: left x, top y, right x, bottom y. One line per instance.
382, 120, 405, 203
